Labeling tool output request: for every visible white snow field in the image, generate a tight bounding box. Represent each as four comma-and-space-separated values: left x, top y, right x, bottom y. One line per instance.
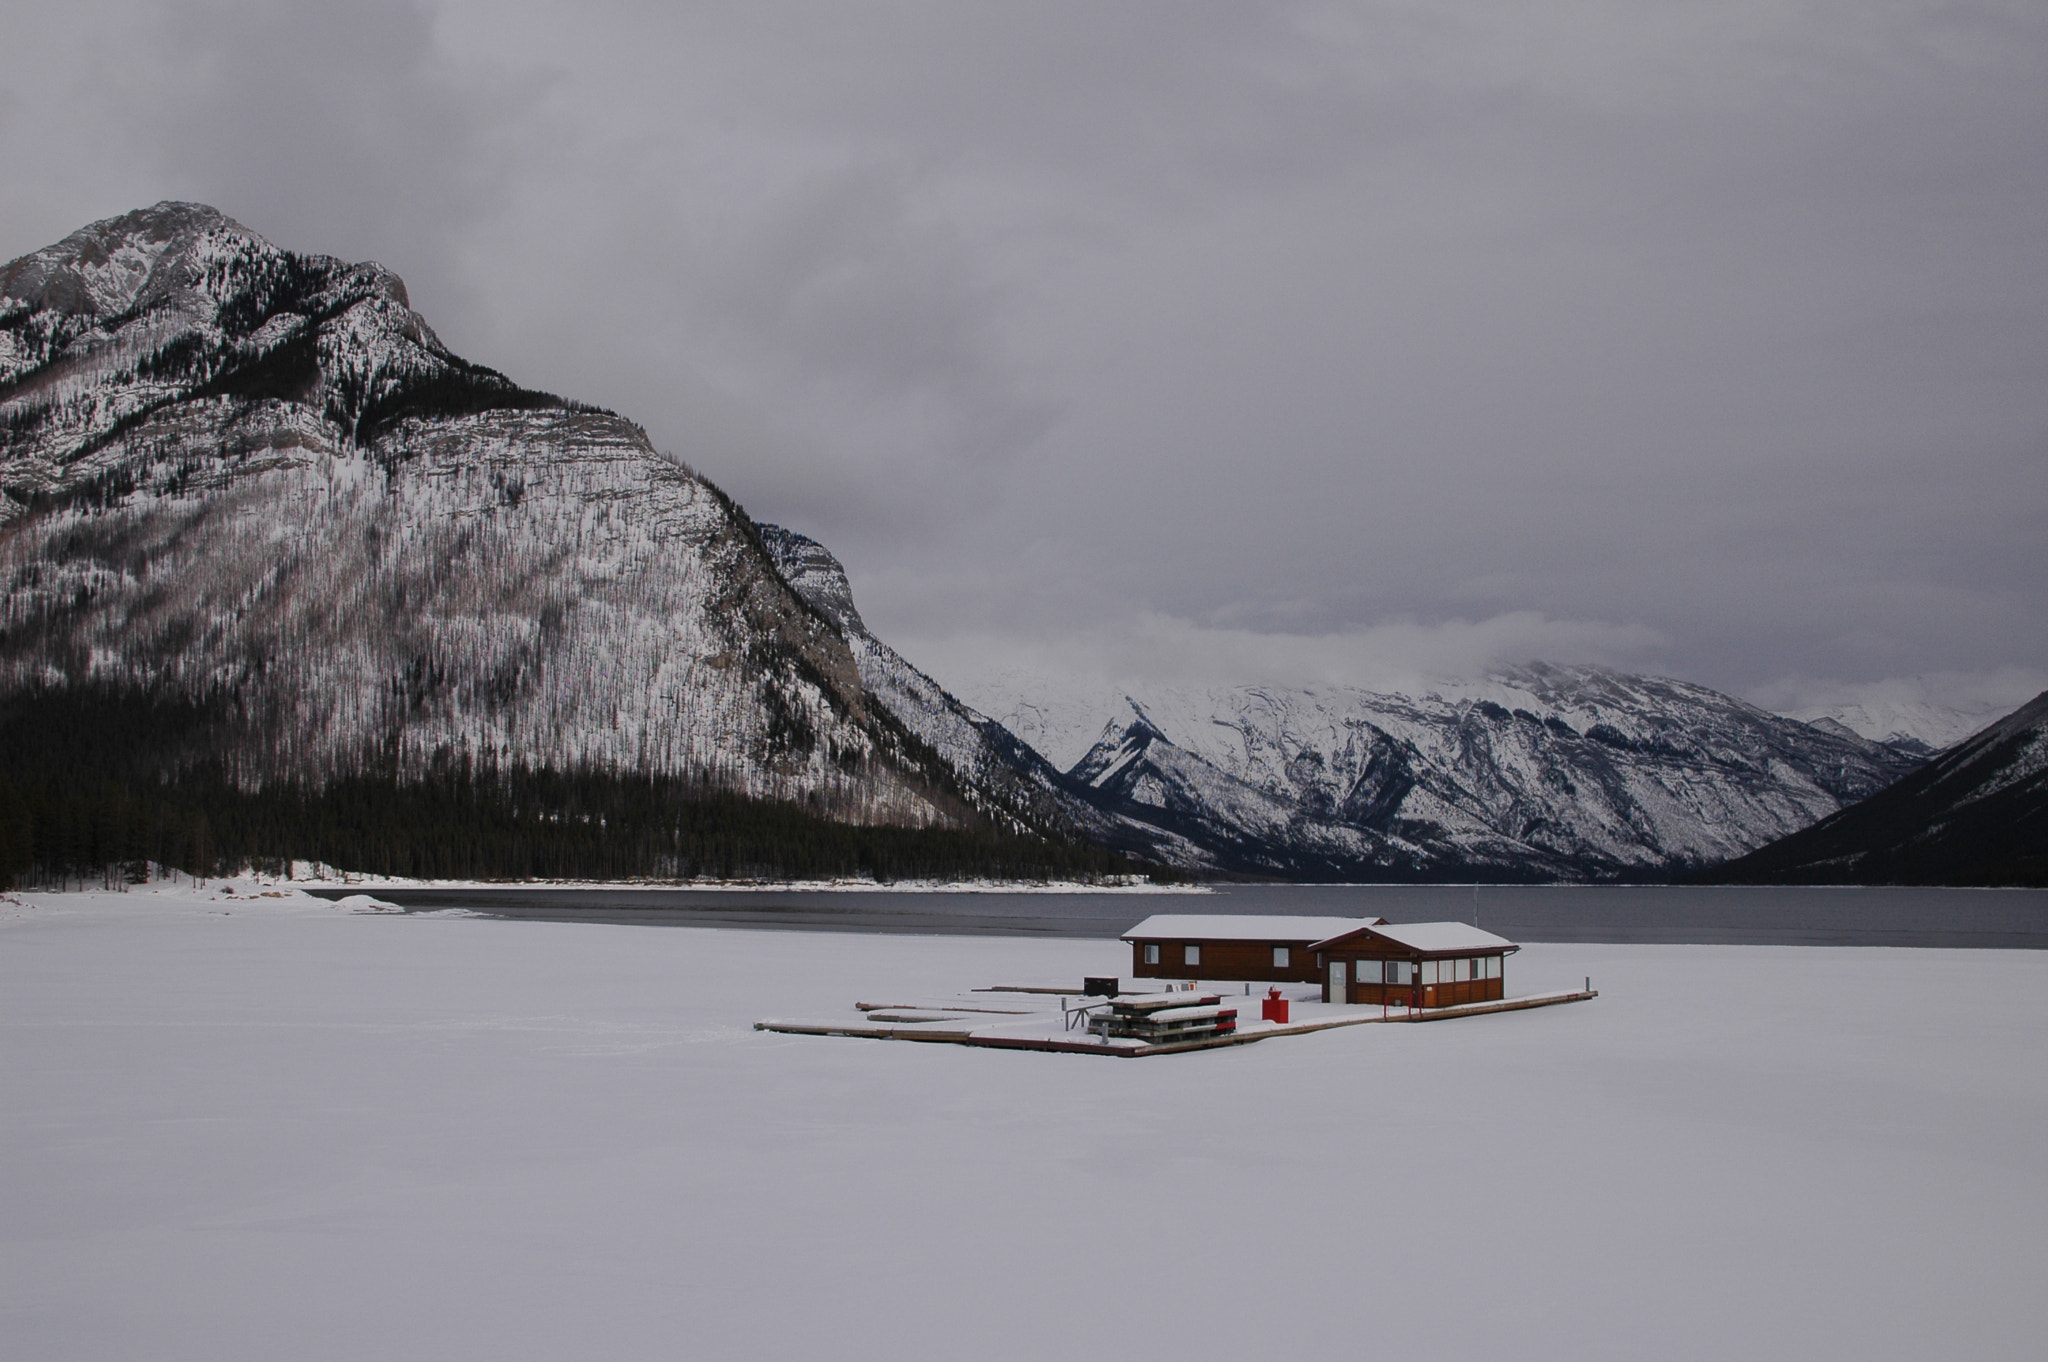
4, 888, 2045, 1361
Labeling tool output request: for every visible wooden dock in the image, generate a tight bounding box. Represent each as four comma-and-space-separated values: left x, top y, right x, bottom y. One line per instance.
756, 987, 1597, 1056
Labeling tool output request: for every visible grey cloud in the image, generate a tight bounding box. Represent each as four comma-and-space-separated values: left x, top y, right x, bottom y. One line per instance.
1, 0, 2041, 720
117, 0, 544, 318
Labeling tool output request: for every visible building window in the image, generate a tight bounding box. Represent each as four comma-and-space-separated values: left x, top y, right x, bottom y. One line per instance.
1272, 946, 1290, 968
1384, 960, 1413, 985
1485, 955, 1501, 979
1143, 944, 1160, 965
1422, 960, 1438, 985
1184, 944, 1201, 967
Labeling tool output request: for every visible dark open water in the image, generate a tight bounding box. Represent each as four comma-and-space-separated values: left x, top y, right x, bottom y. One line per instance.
305, 883, 2048, 949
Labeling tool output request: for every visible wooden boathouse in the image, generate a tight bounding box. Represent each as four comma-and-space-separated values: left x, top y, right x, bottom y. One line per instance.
1307, 920, 1519, 1007
1121, 915, 1386, 985
1121, 914, 1522, 1010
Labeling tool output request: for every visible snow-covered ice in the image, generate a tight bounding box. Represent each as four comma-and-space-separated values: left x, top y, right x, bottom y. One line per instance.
3, 886, 2044, 1360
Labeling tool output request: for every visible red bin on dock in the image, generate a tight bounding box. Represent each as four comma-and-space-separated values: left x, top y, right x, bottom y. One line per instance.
1260, 988, 1289, 1024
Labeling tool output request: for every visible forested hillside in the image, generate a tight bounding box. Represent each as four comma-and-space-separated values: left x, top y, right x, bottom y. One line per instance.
0, 204, 1151, 885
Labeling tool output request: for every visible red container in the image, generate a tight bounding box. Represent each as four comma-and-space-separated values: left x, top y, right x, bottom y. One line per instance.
1260, 988, 1289, 1023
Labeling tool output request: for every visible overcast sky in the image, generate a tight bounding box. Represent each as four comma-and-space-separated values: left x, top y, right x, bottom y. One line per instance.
4, 0, 2043, 725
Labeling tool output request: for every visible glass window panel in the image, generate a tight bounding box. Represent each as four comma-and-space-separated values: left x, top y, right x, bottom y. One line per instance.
1144, 944, 1159, 965
1273, 946, 1289, 968
1184, 945, 1200, 966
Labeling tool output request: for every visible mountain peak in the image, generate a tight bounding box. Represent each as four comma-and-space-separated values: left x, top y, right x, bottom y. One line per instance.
1121, 697, 1170, 744
1, 201, 272, 319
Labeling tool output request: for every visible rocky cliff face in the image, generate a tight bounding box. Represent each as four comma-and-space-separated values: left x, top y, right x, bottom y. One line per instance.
0, 202, 961, 826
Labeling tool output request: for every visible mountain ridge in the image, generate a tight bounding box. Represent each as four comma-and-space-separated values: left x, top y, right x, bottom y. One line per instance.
1025, 666, 1922, 880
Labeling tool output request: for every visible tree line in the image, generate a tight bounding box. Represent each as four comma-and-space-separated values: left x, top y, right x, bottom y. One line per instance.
0, 684, 1165, 888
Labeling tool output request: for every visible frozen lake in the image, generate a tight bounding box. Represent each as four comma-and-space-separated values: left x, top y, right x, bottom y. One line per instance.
4, 885, 2045, 1361
318, 881, 2048, 948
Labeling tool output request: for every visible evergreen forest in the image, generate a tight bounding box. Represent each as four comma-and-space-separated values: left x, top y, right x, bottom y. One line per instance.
0, 685, 1159, 889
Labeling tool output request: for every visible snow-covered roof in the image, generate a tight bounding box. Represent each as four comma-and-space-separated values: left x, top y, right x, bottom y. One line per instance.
1310, 920, 1519, 954
1121, 914, 1384, 943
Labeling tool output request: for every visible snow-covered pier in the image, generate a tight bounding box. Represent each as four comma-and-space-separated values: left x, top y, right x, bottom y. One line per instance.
755, 982, 1596, 1056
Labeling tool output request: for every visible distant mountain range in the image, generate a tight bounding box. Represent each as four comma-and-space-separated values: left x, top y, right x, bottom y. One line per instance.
759, 532, 1920, 880
1043, 670, 1918, 880
0, 202, 2009, 883
1702, 690, 2047, 886
1778, 695, 2024, 759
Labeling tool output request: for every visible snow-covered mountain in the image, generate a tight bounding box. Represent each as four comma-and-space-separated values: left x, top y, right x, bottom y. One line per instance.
0, 202, 996, 831
1783, 699, 1985, 758
1039, 668, 1922, 879
743, 531, 1920, 878
1706, 690, 2048, 885
0, 202, 1928, 883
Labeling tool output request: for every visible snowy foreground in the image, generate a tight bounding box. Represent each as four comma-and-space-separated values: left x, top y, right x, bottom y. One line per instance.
4, 886, 2045, 1361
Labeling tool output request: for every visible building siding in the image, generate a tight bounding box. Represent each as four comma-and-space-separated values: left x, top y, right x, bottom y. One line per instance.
1130, 939, 1324, 984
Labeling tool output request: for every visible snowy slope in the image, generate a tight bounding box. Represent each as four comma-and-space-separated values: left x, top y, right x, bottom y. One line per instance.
0, 203, 955, 825
1707, 689, 2048, 885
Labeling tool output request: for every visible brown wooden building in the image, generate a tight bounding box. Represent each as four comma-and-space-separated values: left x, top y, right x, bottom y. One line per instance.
1307, 920, 1519, 1008
1122, 915, 1385, 985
